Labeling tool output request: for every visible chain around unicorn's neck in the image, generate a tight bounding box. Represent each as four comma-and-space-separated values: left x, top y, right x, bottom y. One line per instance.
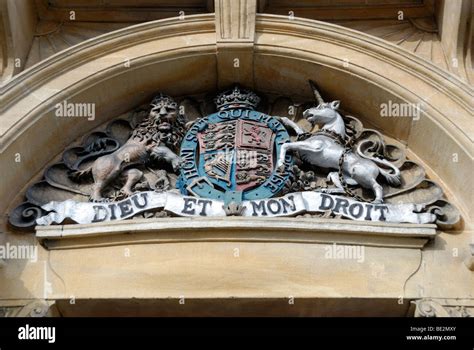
321, 112, 346, 139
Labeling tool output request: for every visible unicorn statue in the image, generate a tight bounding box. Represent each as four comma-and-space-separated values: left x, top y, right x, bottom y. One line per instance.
276, 81, 401, 203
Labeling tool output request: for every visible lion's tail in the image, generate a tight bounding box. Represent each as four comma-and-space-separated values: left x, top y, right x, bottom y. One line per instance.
69, 166, 93, 181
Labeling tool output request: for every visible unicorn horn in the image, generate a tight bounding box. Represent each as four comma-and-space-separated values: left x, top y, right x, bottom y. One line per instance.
308, 80, 325, 105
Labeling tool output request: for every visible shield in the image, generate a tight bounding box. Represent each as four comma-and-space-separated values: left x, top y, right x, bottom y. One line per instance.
198, 119, 274, 192
178, 109, 293, 202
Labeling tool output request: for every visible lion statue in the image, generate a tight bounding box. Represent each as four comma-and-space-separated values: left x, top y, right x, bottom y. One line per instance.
70, 94, 185, 202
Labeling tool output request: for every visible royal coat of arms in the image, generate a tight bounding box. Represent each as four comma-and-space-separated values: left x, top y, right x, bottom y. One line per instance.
9, 83, 460, 229
177, 87, 293, 204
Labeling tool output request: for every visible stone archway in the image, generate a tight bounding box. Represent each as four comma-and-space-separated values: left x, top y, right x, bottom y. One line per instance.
0, 2, 472, 316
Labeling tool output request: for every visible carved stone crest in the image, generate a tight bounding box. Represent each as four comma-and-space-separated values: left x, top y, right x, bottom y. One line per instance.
9, 82, 460, 230
178, 86, 293, 203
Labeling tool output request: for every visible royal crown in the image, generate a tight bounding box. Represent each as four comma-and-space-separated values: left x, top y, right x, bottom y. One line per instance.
214, 86, 261, 111
150, 93, 177, 108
